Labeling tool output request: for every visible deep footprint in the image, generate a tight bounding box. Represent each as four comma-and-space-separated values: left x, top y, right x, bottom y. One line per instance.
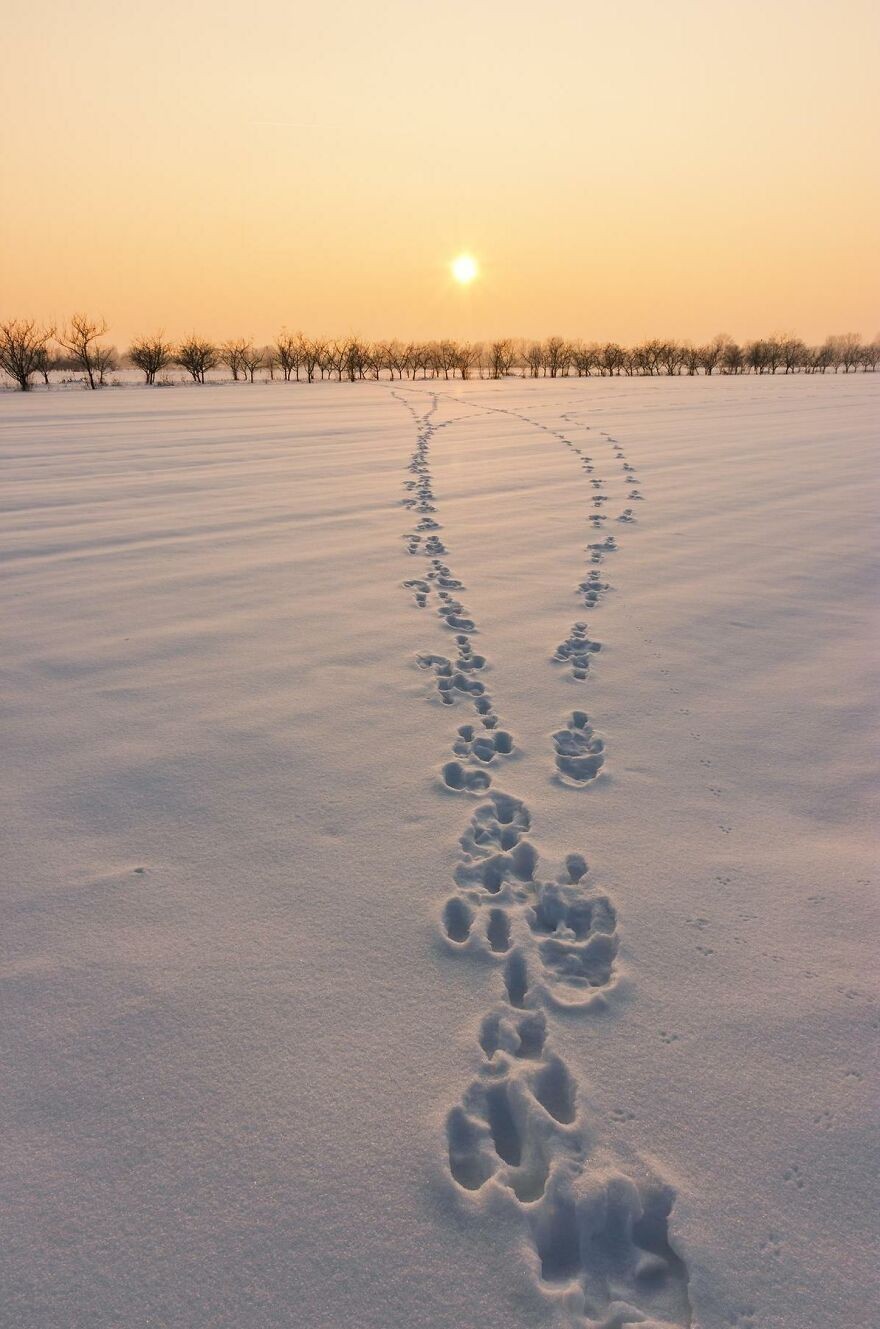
553, 711, 606, 785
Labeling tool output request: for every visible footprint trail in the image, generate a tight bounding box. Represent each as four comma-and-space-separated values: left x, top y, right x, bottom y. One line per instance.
394, 389, 516, 776
392, 386, 693, 1327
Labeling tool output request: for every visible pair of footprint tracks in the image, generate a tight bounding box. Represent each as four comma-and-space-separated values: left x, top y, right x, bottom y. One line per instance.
393, 388, 691, 1327
470, 399, 643, 682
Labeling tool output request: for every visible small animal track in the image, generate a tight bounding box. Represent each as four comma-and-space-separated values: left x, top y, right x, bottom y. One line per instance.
760, 1231, 783, 1259
783, 1163, 805, 1190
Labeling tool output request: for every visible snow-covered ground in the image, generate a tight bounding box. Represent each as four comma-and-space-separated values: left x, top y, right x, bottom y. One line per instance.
1, 375, 876, 1329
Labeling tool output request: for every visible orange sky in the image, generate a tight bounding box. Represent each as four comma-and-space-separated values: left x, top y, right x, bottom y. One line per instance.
1, 0, 877, 346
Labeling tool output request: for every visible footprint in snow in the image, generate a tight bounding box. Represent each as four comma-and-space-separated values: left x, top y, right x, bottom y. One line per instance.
553, 712, 606, 786
446, 1016, 693, 1326
553, 624, 602, 680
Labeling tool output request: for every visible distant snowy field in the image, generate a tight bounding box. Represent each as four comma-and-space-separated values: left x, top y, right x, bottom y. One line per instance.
1, 376, 876, 1329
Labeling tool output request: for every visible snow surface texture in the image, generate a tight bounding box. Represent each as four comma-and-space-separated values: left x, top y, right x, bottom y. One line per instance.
1, 376, 877, 1329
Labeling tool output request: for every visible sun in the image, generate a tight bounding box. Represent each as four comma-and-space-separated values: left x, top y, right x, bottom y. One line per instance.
451, 254, 478, 285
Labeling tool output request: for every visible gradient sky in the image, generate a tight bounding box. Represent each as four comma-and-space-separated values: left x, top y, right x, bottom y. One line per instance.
1, 0, 877, 345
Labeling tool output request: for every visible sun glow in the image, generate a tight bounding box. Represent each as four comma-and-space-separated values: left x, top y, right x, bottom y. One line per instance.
451, 254, 478, 285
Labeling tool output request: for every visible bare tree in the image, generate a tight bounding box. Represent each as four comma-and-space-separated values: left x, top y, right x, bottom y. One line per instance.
399, 341, 418, 380
682, 344, 701, 376
386, 340, 412, 380
720, 340, 744, 374
524, 342, 544, 377
320, 339, 344, 380
275, 332, 300, 381
129, 334, 174, 385
859, 339, 880, 372
94, 344, 118, 385
455, 342, 479, 380
422, 341, 440, 378
569, 342, 596, 377
745, 339, 769, 374
780, 335, 806, 374
597, 342, 624, 377
220, 338, 249, 381
827, 332, 862, 373
58, 314, 109, 390
544, 336, 569, 378
764, 336, 784, 374
300, 336, 324, 383
488, 339, 515, 379
808, 342, 834, 374
343, 337, 369, 381
337, 339, 355, 382
637, 340, 664, 375
428, 340, 453, 379
410, 343, 429, 379
241, 344, 264, 382
0, 319, 55, 391
698, 335, 729, 376
34, 344, 55, 385
175, 336, 218, 383
364, 342, 384, 380
656, 340, 685, 376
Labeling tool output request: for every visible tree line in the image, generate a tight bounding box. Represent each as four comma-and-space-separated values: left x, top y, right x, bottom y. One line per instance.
1, 317, 877, 391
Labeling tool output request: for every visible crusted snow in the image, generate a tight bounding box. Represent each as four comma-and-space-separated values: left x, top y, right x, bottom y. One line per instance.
1, 374, 877, 1328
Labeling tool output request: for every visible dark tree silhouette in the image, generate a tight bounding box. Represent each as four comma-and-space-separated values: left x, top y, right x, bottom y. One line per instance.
175, 337, 218, 383
58, 314, 109, 390
129, 334, 174, 385
241, 344, 264, 382
220, 339, 249, 381
0, 319, 55, 391
7, 318, 874, 390
275, 333, 300, 381
828, 332, 862, 372
543, 336, 569, 378
489, 339, 515, 379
